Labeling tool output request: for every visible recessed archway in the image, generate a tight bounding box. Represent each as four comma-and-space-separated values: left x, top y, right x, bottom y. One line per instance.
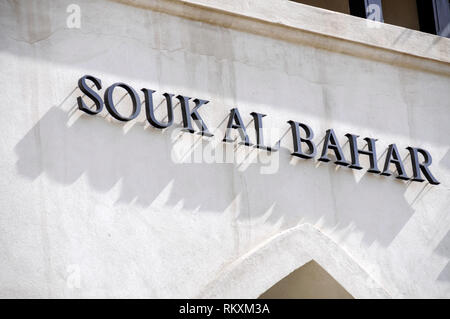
198, 224, 390, 299
258, 260, 353, 299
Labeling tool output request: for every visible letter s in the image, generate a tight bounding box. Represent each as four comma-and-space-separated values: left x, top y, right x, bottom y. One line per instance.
77, 75, 103, 115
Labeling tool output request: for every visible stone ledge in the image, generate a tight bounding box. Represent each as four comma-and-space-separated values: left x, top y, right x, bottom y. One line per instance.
114, 0, 450, 75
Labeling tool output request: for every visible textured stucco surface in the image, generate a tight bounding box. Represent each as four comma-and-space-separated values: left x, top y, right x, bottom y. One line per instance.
0, 0, 449, 298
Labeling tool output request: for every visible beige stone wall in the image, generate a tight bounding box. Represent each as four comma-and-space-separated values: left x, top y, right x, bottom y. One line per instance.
0, 0, 449, 298
382, 0, 420, 31
290, 0, 350, 14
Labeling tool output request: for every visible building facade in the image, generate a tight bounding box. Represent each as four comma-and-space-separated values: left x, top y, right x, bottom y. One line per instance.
0, 0, 449, 298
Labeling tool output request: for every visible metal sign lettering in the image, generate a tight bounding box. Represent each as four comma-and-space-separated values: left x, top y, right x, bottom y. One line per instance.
76, 75, 440, 185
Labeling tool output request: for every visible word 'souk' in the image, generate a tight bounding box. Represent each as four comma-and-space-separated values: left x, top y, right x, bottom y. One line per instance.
77, 75, 439, 185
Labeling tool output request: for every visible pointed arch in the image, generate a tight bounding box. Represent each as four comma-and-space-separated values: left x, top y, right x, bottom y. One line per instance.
198, 224, 390, 299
